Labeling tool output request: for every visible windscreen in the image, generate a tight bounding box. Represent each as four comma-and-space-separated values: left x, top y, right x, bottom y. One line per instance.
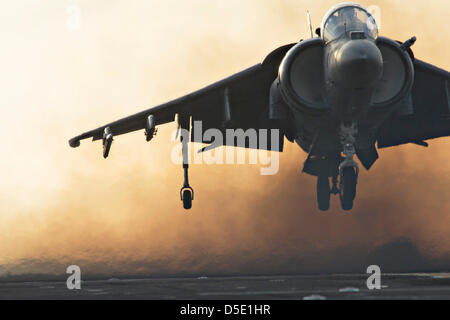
322, 5, 378, 43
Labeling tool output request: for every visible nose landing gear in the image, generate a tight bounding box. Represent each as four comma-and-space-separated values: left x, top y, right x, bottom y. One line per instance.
315, 122, 360, 211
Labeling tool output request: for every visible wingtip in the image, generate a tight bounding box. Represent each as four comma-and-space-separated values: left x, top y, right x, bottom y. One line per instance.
69, 137, 81, 148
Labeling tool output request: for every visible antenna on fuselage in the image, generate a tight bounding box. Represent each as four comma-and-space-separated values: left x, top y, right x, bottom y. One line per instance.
306, 11, 314, 38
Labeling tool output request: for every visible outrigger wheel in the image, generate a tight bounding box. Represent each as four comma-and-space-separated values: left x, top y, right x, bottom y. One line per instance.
339, 166, 357, 211
180, 164, 194, 210
317, 175, 331, 211
180, 186, 194, 210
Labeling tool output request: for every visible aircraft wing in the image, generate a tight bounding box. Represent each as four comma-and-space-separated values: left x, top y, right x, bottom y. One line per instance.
69, 43, 296, 153
377, 59, 450, 148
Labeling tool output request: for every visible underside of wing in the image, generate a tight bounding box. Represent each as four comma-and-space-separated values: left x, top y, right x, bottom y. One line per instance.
377, 59, 450, 148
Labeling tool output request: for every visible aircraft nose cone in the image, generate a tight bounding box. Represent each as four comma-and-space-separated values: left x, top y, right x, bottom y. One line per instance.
334, 40, 383, 88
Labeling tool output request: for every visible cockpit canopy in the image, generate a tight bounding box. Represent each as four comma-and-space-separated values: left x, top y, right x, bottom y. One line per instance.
321, 3, 378, 43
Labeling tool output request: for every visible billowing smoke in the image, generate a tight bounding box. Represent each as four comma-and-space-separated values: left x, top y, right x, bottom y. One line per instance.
1, 0, 450, 280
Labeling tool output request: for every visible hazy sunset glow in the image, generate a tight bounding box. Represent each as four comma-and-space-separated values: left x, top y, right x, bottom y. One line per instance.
0, 0, 449, 277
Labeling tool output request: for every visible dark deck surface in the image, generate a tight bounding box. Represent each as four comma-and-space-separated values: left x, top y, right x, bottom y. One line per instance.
1, 273, 450, 300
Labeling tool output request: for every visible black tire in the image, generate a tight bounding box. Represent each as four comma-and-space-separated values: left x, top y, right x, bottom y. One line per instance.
340, 167, 357, 211
182, 189, 192, 210
317, 175, 331, 211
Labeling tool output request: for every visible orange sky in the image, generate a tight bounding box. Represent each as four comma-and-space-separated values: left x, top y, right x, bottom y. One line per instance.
0, 0, 449, 277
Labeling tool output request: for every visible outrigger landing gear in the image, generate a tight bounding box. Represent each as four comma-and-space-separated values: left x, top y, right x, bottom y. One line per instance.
338, 122, 359, 211
179, 115, 194, 210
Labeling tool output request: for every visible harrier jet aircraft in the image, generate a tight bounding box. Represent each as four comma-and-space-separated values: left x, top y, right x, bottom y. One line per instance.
69, 2, 450, 211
